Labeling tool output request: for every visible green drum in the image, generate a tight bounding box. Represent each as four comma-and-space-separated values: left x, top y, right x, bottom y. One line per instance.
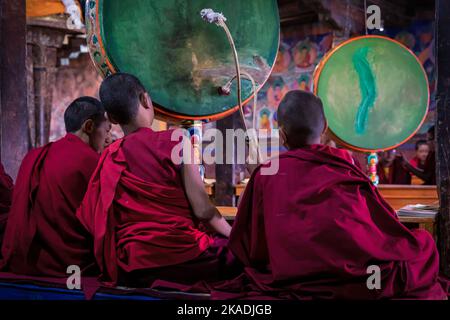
314, 35, 429, 152
86, 0, 280, 123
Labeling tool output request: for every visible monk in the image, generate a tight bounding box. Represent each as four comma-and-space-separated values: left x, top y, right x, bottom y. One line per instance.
401, 126, 436, 185
77, 73, 233, 288
410, 140, 429, 170
1, 97, 111, 277
218, 90, 447, 299
0, 163, 13, 252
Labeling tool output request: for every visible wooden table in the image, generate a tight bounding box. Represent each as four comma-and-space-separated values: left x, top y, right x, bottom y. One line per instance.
204, 183, 214, 196
377, 185, 438, 210
397, 215, 436, 238
233, 184, 439, 210
235, 183, 246, 197
217, 206, 436, 238
214, 184, 438, 237
217, 206, 238, 219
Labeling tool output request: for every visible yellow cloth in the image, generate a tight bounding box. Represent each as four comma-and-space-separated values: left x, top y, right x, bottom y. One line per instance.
27, 0, 66, 17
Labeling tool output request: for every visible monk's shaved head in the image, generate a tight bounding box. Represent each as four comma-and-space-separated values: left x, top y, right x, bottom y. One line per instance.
277, 90, 326, 148
100, 73, 147, 125
64, 96, 105, 133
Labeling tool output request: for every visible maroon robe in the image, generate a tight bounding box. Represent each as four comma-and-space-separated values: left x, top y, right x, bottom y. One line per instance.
77, 128, 229, 287
351, 155, 363, 171
376, 162, 389, 184
389, 157, 412, 185
215, 145, 447, 299
1, 134, 99, 276
0, 163, 13, 252
409, 157, 425, 170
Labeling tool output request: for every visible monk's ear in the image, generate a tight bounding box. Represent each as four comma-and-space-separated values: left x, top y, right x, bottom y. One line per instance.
82, 119, 95, 135
279, 127, 288, 148
322, 119, 328, 135
140, 92, 152, 110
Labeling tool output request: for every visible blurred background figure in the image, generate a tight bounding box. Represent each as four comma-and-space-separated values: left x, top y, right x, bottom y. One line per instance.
400, 126, 436, 185
410, 140, 430, 170
408, 140, 429, 184
377, 150, 396, 184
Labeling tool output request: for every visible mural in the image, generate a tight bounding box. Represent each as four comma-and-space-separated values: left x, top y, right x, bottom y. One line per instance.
387, 21, 436, 129
245, 31, 334, 135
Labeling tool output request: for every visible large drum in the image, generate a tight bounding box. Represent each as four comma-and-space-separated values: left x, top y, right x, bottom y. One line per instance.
86, 0, 280, 122
314, 35, 429, 152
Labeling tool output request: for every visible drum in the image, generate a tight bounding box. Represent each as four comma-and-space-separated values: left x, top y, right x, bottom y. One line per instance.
314, 35, 429, 152
86, 0, 280, 123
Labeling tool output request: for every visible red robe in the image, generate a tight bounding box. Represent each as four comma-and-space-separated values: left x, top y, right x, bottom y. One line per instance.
409, 157, 425, 170
0, 163, 13, 252
1, 134, 99, 276
389, 157, 412, 185
216, 145, 446, 299
376, 162, 389, 184
77, 128, 219, 287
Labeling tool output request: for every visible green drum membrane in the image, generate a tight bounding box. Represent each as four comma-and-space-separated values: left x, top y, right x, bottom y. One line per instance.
87, 0, 280, 120
315, 36, 429, 151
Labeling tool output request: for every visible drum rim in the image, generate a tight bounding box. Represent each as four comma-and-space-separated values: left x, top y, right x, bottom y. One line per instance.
313, 35, 430, 152
86, 0, 280, 123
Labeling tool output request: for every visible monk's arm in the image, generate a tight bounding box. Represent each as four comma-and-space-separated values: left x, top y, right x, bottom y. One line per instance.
181, 163, 232, 237
401, 157, 432, 182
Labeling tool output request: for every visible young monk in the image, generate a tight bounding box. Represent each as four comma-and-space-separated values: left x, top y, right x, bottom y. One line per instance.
218, 90, 447, 299
77, 73, 233, 287
0, 163, 13, 252
1, 97, 111, 277
410, 140, 429, 170
401, 126, 436, 185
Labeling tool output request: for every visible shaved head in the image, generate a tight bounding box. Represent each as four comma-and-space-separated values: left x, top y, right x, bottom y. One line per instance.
99, 73, 147, 125
64, 96, 105, 133
277, 90, 326, 148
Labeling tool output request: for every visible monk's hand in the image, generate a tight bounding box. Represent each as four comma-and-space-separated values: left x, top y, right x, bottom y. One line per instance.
208, 210, 232, 238
396, 151, 406, 162
396, 151, 410, 169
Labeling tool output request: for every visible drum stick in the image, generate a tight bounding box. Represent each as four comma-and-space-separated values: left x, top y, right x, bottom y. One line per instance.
201, 9, 263, 164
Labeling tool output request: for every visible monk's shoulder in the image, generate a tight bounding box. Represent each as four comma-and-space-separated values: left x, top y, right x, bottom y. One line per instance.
12, 145, 51, 184
157, 128, 184, 145
58, 137, 99, 162
49, 136, 99, 176
127, 128, 177, 143
20, 145, 48, 167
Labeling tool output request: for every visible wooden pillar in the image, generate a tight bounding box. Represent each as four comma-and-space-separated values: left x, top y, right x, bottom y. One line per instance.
436, 0, 450, 276
215, 112, 245, 206
26, 25, 65, 147
0, 0, 29, 179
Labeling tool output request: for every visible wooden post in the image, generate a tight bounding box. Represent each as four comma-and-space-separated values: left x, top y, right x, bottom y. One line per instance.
215, 112, 245, 206
0, 0, 29, 179
436, 0, 450, 276
26, 24, 66, 147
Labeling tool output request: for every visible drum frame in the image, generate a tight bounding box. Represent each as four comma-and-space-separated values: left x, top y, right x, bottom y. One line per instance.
313, 35, 430, 152
85, 0, 280, 123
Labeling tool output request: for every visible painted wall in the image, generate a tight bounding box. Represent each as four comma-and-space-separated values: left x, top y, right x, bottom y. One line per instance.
50, 53, 166, 142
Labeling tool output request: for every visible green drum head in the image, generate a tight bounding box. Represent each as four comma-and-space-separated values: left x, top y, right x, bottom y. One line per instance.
314, 36, 429, 152
86, 0, 279, 122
